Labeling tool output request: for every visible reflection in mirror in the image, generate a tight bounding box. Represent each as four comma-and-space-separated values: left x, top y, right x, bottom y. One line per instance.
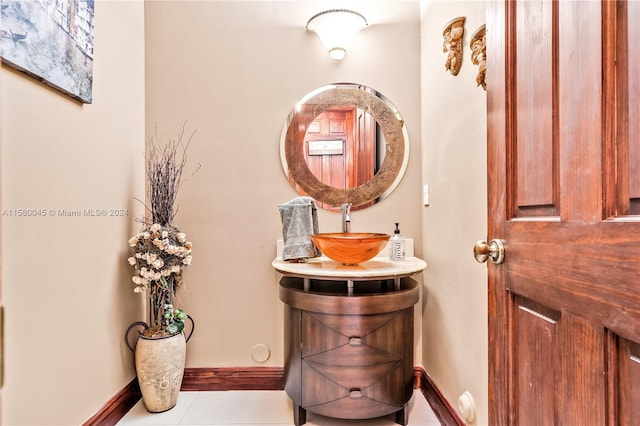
305, 106, 385, 195
280, 83, 409, 211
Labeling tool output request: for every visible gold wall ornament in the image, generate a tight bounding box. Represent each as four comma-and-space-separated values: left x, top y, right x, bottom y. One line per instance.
470, 24, 487, 90
443, 16, 465, 76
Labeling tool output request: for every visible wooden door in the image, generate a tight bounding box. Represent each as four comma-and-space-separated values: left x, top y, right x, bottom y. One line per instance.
486, 1, 640, 424
305, 108, 355, 190
303, 106, 376, 210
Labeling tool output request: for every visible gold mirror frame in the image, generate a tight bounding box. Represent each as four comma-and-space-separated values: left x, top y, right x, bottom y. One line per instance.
280, 83, 409, 210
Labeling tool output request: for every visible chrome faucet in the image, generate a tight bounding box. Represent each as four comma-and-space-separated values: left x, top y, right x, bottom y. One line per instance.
341, 203, 352, 233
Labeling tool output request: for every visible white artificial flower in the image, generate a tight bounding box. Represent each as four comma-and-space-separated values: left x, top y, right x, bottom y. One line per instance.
153, 259, 164, 269
150, 223, 161, 232
128, 237, 139, 247
133, 286, 144, 293
132, 276, 141, 284
183, 255, 192, 266
161, 231, 169, 238
176, 233, 186, 243
128, 257, 136, 265
171, 265, 181, 273
142, 232, 150, 239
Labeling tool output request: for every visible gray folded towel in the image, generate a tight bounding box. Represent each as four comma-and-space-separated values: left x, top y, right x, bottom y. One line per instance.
278, 196, 320, 261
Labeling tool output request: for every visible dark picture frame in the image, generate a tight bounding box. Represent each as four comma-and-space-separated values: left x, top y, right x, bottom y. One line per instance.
1, 0, 94, 103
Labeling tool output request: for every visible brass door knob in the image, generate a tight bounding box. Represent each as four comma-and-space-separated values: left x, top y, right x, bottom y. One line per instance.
473, 239, 505, 264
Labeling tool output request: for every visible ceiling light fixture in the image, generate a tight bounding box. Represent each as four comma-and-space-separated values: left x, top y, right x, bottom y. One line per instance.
306, 9, 368, 61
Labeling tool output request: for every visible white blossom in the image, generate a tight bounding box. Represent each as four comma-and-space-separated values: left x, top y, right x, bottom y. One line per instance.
128, 226, 191, 285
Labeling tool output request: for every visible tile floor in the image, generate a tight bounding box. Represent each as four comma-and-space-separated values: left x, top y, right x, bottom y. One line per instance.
117, 390, 442, 425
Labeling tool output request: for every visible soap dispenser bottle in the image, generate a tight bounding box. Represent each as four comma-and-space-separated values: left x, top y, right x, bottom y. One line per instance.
389, 223, 405, 261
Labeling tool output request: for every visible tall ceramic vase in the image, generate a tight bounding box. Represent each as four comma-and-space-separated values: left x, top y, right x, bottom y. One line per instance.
135, 332, 186, 413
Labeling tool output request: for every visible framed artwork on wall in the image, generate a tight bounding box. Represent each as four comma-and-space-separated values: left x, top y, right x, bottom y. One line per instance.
0, 0, 94, 103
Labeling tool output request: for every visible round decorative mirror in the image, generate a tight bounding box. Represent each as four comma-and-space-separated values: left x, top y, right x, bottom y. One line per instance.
280, 83, 409, 211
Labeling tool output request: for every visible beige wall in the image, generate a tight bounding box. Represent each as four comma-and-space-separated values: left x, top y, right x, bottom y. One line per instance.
144, 1, 423, 368
1, 1, 490, 424
420, 1, 488, 424
1, 1, 146, 424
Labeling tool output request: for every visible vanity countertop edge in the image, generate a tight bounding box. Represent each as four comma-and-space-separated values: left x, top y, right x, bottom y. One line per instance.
272, 256, 427, 280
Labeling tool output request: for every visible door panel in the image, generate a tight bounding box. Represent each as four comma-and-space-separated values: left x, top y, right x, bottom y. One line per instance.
487, 0, 640, 424
617, 0, 640, 215
513, 296, 559, 423
513, 0, 557, 215
618, 339, 640, 425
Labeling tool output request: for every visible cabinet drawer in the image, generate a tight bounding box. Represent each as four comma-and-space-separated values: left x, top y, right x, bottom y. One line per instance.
308, 393, 401, 420
301, 310, 411, 357
304, 341, 400, 366
301, 359, 405, 408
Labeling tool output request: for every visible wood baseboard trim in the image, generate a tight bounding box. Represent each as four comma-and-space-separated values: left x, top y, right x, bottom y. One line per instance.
414, 366, 466, 426
82, 377, 141, 426
181, 366, 285, 391
83, 367, 284, 426
86, 366, 452, 426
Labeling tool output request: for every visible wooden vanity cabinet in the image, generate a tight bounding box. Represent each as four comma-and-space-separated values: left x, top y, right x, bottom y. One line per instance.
280, 277, 419, 426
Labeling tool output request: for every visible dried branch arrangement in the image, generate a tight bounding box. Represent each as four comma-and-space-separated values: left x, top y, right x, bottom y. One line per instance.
128, 122, 199, 336
146, 123, 198, 226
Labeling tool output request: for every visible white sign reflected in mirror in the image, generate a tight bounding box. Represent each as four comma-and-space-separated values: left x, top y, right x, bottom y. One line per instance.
280, 83, 409, 211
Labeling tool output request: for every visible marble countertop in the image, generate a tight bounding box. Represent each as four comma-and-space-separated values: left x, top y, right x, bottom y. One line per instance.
272, 255, 427, 280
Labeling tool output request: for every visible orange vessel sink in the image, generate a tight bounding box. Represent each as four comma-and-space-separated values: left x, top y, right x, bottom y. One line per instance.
311, 232, 390, 265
